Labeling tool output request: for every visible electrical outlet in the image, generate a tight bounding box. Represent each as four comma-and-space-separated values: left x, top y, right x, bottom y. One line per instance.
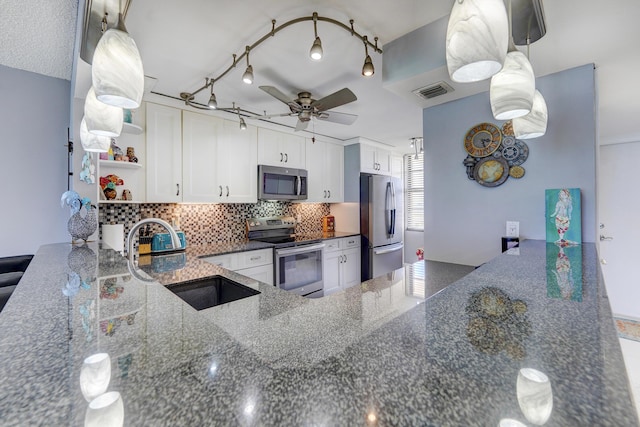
506, 221, 519, 237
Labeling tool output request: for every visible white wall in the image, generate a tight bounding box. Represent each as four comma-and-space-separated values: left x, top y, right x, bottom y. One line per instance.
0, 65, 71, 257
423, 64, 597, 266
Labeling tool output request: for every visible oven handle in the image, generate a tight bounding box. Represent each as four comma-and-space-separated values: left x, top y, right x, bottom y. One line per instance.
276, 243, 325, 257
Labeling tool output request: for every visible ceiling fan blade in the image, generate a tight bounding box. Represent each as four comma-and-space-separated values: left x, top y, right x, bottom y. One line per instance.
316, 111, 358, 125
259, 86, 294, 105
259, 112, 296, 120
311, 88, 357, 112
295, 119, 309, 132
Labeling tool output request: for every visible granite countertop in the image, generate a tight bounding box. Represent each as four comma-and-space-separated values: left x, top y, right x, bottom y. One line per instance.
0, 240, 637, 426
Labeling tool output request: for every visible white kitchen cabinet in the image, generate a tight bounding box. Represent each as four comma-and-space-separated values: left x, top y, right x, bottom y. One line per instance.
146, 103, 183, 202
182, 111, 224, 203
322, 236, 361, 296
202, 248, 273, 285
218, 119, 257, 203
391, 155, 403, 179
257, 128, 305, 169
360, 144, 391, 175
305, 139, 344, 202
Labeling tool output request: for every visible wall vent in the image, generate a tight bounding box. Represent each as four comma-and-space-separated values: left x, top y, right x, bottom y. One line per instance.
412, 81, 455, 100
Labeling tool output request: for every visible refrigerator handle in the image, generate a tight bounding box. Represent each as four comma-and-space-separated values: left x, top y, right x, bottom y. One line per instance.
386, 182, 393, 236
390, 181, 396, 236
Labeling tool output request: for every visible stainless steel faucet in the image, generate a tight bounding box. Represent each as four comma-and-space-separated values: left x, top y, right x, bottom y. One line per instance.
127, 218, 181, 263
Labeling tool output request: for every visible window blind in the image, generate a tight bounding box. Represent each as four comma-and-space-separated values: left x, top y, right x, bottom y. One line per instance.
404, 153, 424, 231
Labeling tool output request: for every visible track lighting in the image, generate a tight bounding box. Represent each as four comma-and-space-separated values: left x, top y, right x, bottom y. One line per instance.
242, 46, 254, 84
362, 36, 375, 77
446, 0, 509, 83
309, 12, 323, 60
239, 117, 247, 130
180, 13, 382, 110
207, 79, 217, 109
92, 13, 144, 108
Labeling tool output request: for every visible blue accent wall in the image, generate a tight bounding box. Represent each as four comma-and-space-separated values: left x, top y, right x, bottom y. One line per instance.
423, 64, 596, 266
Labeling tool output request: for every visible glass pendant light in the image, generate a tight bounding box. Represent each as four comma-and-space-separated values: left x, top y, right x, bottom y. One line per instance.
80, 117, 111, 152
512, 90, 548, 139
446, 0, 509, 83
489, 0, 535, 120
84, 87, 123, 138
92, 14, 144, 109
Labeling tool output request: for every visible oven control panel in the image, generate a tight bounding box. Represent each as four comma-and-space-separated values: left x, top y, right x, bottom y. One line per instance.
246, 216, 296, 232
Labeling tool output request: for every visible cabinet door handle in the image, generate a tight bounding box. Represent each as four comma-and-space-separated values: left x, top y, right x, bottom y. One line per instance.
219, 185, 223, 197
226, 185, 230, 197
280, 152, 283, 162
323, 190, 327, 198
327, 190, 331, 198
284, 153, 288, 163
176, 183, 180, 196
250, 256, 261, 261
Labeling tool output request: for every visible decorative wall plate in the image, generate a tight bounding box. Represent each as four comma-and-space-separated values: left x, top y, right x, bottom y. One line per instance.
509, 165, 525, 179
464, 123, 502, 158
501, 138, 529, 166
473, 157, 510, 187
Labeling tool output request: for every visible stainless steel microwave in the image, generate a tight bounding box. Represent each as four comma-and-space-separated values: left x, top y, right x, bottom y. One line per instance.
258, 165, 308, 201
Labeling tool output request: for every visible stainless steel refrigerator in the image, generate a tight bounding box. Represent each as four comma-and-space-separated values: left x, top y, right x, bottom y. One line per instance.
360, 174, 404, 281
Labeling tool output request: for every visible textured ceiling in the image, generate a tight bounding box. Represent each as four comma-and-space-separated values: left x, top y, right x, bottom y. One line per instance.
0, 0, 77, 80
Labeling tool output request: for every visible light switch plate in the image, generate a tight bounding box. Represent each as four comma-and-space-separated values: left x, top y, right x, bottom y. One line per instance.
506, 221, 519, 237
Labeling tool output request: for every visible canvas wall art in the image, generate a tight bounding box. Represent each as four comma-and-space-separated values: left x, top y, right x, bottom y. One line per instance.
545, 188, 581, 245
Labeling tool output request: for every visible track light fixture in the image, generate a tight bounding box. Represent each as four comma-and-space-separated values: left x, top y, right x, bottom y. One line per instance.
233, 103, 247, 130
207, 78, 217, 109
180, 12, 382, 112
309, 12, 323, 60
362, 36, 375, 77
242, 46, 254, 84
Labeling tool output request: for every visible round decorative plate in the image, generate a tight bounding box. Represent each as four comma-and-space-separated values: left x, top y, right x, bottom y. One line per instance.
464, 123, 502, 158
509, 165, 525, 179
501, 138, 529, 166
473, 156, 510, 187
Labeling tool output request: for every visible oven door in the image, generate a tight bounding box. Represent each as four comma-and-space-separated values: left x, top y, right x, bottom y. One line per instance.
275, 243, 324, 296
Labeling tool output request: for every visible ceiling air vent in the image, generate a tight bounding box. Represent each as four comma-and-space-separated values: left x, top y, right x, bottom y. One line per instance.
413, 81, 455, 100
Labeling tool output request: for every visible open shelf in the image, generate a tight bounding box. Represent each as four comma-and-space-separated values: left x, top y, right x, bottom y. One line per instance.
99, 160, 143, 169
122, 122, 144, 134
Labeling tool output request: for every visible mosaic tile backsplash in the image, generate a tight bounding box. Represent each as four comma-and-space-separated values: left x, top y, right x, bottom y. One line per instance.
98, 202, 330, 249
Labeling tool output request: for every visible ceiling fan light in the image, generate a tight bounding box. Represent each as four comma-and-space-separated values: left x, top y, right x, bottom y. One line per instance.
208, 93, 218, 109
84, 87, 123, 138
239, 117, 247, 130
446, 0, 509, 83
92, 16, 144, 109
362, 55, 375, 77
490, 50, 535, 120
80, 116, 111, 152
242, 65, 254, 84
512, 90, 548, 139
310, 37, 323, 60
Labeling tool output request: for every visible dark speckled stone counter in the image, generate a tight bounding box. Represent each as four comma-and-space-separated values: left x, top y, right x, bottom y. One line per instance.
0, 240, 637, 426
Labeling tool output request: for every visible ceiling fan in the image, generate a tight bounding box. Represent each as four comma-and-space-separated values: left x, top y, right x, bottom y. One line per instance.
259, 86, 358, 131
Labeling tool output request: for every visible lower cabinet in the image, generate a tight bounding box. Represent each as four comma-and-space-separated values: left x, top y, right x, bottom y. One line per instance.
201, 248, 273, 285
323, 236, 361, 296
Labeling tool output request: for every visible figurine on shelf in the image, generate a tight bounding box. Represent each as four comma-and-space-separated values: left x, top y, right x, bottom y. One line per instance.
111, 140, 124, 161
121, 189, 132, 201
126, 147, 138, 163
100, 174, 124, 200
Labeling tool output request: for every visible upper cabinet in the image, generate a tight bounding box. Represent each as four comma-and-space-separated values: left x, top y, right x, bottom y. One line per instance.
257, 128, 306, 169
182, 111, 224, 203
306, 139, 344, 203
146, 103, 183, 203
391, 155, 403, 179
148, 106, 258, 204
360, 144, 391, 175
217, 119, 257, 203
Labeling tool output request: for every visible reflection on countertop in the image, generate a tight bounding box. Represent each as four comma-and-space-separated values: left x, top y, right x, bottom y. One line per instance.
0, 240, 636, 426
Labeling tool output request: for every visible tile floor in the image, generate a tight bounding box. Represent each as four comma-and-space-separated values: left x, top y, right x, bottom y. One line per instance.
620, 337, 640, 422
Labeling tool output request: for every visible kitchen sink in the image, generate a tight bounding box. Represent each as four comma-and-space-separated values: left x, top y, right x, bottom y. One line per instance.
167, 276, 260, 310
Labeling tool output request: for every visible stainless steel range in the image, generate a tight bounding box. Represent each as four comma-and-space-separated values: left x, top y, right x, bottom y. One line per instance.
247, 216, 324, 298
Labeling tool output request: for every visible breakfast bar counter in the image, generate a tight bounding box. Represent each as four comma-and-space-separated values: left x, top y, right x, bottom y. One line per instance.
0, 240, 637, 426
